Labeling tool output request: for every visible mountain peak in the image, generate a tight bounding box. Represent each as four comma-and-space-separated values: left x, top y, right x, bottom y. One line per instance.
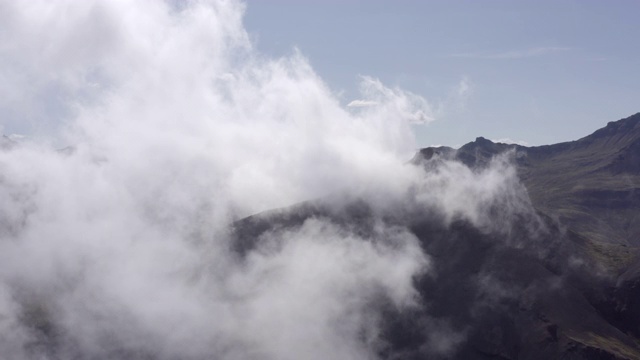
415, 112, 640, 246
474, 136, 492, 144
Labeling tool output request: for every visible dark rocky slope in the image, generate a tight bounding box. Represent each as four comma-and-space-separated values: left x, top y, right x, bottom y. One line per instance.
232, 113, 640, 359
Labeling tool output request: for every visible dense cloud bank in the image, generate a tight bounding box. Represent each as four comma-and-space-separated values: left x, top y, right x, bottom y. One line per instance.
0, 1, 541, 359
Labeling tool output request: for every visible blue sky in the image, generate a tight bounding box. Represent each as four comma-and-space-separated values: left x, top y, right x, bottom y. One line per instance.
244, 0, 640, 147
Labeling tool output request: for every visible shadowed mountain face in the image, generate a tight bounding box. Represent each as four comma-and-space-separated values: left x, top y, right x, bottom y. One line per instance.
232, 114, 640, 360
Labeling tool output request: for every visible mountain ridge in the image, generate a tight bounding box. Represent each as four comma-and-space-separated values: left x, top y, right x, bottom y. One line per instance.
416, 113, 640, 247
231, 113, 640, 359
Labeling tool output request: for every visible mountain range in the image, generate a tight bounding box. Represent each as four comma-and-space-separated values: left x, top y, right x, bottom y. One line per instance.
233, 113, 640, 359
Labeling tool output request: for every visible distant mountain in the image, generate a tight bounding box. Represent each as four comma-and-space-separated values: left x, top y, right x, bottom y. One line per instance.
417, 112, 640, 248
232, 113, 640, 360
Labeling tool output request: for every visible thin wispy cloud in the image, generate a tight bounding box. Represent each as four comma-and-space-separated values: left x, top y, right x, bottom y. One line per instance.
456, 77, 471, 97
492, 138, 529, 146
347, 76, 436, 124
347, 99, 378, 107
449, 47, 571, 60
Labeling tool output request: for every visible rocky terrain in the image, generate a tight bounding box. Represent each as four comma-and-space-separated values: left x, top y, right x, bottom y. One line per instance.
233, 113, 640, 359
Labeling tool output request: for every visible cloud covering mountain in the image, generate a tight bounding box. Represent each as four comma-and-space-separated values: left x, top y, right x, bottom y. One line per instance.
2, 1, 638, 359
0, 1, 534, 359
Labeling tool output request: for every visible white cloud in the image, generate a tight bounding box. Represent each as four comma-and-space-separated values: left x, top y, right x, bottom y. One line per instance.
413, 151, 542, 238
7, 134, 24, 141
0, 1, 542, 359
492, 138, 529, 146
347, 99, 378, 107
456, 76, 471, 97
0, 1, 429, 358
353, 76, 436, 124
445, 76, 473, 114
